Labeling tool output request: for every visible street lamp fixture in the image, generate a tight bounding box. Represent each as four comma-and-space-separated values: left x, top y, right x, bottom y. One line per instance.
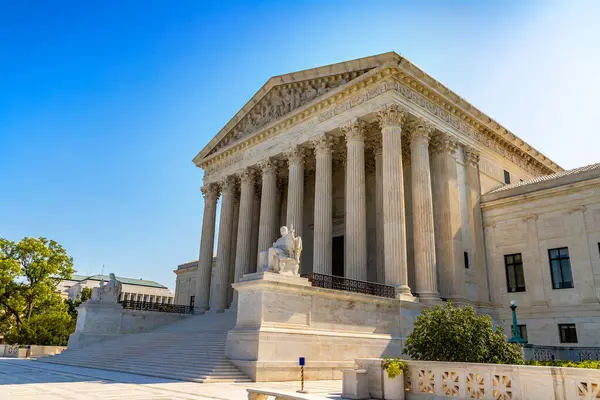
508, 300, 526, 344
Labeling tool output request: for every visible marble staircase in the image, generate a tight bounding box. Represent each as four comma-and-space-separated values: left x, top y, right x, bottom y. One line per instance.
38, 311, 251, 383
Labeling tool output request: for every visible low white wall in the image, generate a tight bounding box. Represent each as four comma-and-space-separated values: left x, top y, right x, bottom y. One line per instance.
355, 358, 600, 400
68, 302, 191, 349
0, 345, 64, 358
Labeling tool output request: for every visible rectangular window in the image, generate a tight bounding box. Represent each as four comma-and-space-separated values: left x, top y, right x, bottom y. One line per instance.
548, 247, 574, 289
189, 295, 195, 308
504, 253, 526, 292
511, 324, 528, 342
464, 252, 469, 269
504, 170, 511, 184
559, 324, 578, 343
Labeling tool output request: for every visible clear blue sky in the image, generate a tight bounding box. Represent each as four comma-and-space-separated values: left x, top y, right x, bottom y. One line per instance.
2, 1, 599, 291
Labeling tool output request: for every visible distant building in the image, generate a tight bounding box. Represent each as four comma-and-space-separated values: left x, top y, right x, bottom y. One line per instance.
57, 274, 174, 304
174, 258, 215, 307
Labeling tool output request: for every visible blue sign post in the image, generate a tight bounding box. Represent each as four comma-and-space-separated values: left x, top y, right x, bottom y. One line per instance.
297, 357, 307, 393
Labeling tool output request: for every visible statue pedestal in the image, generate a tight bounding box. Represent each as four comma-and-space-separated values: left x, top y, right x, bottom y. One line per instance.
226, 271, 420, 382
67, 302, 123, 349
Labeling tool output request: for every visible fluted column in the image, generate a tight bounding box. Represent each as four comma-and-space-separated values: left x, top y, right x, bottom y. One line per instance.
211, 176, 236, 313
431, 133, 463, 300
257, 159, 279, 268
285, 147, 305, 237
373, 134, 385, 284
377, 104, 411, 297
342, 120, 367, 281
195, 183, 219, 312
227, 188, 240, 308
249, 185, 261, 273
232, 169, 256, 307
407, 118, 439, 302
312, 134, 336, 275
464, 147, 490, 303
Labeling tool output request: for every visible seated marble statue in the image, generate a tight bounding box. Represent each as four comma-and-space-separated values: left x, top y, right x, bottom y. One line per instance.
90, 273, 122, 303
258, 226, 302, 276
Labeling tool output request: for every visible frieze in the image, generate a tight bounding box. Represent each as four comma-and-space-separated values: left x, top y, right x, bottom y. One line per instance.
202, 67, 554, 179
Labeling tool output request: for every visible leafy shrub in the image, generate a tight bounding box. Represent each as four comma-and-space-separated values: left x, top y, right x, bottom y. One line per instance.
404, 302, 523, 365
525, 360, 600, 369
381, 356, 408, 378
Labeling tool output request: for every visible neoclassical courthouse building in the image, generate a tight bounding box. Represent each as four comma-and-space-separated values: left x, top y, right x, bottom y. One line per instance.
184, 52, 600, 349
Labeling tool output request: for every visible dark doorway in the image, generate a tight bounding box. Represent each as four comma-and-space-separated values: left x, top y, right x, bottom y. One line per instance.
332, 235, 344, 277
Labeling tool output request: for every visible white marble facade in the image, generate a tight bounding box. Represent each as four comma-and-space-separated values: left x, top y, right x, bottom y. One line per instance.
189, 52, 600, 347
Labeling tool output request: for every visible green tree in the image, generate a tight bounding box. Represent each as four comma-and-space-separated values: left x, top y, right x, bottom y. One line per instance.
404, 302, 523, 365
0, 237, 75, 345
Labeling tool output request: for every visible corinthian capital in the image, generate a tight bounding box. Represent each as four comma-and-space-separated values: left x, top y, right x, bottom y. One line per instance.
366, 132, 383, 155
405, 118, 435, 143
200, 183, 220, 201
463, 145, 480, 167
237, 168, 257, 185
311, 134, 338, 156
341, 119, 367, 143
218, 175, 236, 193
430, 133, 458, 156
376, 103, 405, 129
284, 146, 306, 166
257, 158, 279, 175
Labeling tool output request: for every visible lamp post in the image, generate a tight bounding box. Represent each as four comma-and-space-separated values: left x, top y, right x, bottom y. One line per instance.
508, 300, 526, 344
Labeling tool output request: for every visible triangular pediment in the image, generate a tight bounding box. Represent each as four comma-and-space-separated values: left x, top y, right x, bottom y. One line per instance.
194, 52, 402, 164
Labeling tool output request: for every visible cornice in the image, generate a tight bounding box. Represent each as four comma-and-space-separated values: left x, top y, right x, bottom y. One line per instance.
198, 56, 561, 179
480, 177, 600, 211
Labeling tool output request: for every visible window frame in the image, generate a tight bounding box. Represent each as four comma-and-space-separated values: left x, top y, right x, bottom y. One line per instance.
548, 247, 574, 289
504, 253, 526, 293
558, 323, 578, 343
504, 169, 511, 184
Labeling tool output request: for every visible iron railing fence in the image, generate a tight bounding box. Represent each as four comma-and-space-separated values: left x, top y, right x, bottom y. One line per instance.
301, 272, 395, 298
120, 300, 194, 314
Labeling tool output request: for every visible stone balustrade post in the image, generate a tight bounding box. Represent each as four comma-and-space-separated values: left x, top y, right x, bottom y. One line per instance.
195, 183, 220, 312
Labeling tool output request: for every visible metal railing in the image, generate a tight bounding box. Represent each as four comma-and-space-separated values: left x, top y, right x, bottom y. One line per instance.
301, 272, 396, 298
120, 300, 194, 314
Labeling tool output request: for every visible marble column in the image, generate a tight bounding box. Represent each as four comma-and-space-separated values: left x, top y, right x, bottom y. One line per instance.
464, 147, 490, 303
232, 168, 256, 306
227, 188, 240, 308
431, 133, 464, 300
195, 183, 219, 312
285, 147, 305, 237
373, 134, 385, 284
342, 120, 368, 281
407, 118, 439, 302
211, 176, 236, 313
257, 159, 279, 268
377, 104, 411, 296
312, 134, 336, 275
249, 185, 261, 273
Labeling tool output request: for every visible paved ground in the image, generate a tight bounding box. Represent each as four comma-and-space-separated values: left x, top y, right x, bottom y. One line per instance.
0, 358, 342, 399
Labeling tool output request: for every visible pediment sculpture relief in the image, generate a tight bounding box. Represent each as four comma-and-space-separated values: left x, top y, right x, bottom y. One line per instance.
208, 69, 372, 155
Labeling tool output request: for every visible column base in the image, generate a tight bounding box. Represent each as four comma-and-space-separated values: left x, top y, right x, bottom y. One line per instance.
395, 286, 416, 302
417, 292, 442, 304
